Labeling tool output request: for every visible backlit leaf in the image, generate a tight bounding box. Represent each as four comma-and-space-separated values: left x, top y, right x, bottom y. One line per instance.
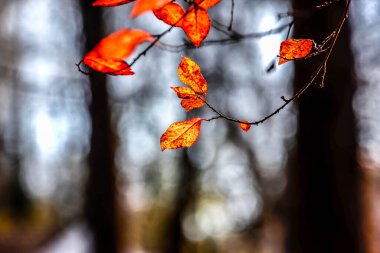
171, 87, 205, 112
92, 0, 134, 7
181, 6, 210, 47
195, 0, 221, 9
153, 2, 186, 27
130, 0, 172, 17
83, 55, 134, 75
89, 29, 153, 60
278, 38, 314, 65
160, 118, 204, 150
239, 120, 251, 132
178, 56, 207, 95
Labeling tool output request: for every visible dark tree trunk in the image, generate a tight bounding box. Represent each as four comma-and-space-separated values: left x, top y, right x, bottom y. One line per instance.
79, 1, 120, 253
160, 151, 197, 253
284, 1, 364, 253
7, 76, 30, 219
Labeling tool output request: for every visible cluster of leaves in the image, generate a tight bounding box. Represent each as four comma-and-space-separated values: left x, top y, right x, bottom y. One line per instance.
80, 0, 350, 150
160, 37, 318, 150
160, 42, 311, 150
82, 0, 221, 75
160, 57, 257, 150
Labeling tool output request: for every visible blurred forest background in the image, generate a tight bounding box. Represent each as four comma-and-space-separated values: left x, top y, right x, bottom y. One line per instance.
0, 0, 379, 253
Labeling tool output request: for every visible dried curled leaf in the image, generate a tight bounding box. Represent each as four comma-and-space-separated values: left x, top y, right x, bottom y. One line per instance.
92, 0, 134, 7
131, 0, 172, 17
195, 0, 221, 9
178, 57, 207, 95
83, 55, 134, 75
239, 120, 251, 132
181, 6, 210, 47
153, 2, 185, 27
278, 38, 314, 65
160, 118, 204, 150
89, 29, 153, 60
171, 87, 205, 112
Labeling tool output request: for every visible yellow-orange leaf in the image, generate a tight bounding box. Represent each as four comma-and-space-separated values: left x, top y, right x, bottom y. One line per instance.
88, 29, 153, 60
153, 2, 186, 27
178, 56, 207, 95
160, 118, 204, 150
92, 0, 134, 7
130, 0, 171, 17
181, 6, 210, 47
83, 55, 134, 75
278, 38, 314, 65
239, 120, 251, 132
171, 87, 205, 112
195, 0, 221, 9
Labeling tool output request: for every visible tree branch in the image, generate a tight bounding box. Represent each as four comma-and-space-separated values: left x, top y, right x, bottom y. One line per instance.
202, 0, 351, 126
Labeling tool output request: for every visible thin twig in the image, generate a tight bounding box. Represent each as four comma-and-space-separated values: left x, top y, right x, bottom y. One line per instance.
228, 0, 235, 31
286, 22, 293, 39
75, 60, 90, 75
157, 21, 294, 52
278, 0, 342, 19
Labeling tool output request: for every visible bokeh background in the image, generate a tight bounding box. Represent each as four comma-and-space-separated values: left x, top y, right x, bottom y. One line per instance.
0, 0, 378, 252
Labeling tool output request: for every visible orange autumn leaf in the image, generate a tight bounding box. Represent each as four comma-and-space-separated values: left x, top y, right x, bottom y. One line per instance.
171, 87, 205, 112
83, 55, 134, 75
160, 118, 204, 150
278, 38, 314, 65
153, 2, 213, 47
178, 56, 207, 95
88, 29, 153, 60
92, 0, 134, 7
153, 2, 186, 27
195, 0, 221, 9
181, 6, 210, 47
130, 0, 172, 17
83, 29, 151, 75
239, 120, 251, 132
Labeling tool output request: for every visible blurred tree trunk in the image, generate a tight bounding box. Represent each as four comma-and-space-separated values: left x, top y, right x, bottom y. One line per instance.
79, 2, 120, 253
284, 1, 364, 253
160, 151, 197, 253
6, 77, 30, 219
0, 1, 30, 220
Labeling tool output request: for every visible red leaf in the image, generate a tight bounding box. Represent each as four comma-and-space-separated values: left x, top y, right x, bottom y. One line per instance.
278, 38, 314, 65
177, 56, 207, 95
82, 29, 152, 75
130, 0, 172, 17
160, 118, 204, 150
88, 29, 153, 60
239, 120, 251, 132
171, 87, 205, 112
195, 0, 221, 9
153, 4, 211, 47
153, 2, 186, 27
181, 6, 210, 47
92, 0, 134, 7
83, 55, 134, 75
